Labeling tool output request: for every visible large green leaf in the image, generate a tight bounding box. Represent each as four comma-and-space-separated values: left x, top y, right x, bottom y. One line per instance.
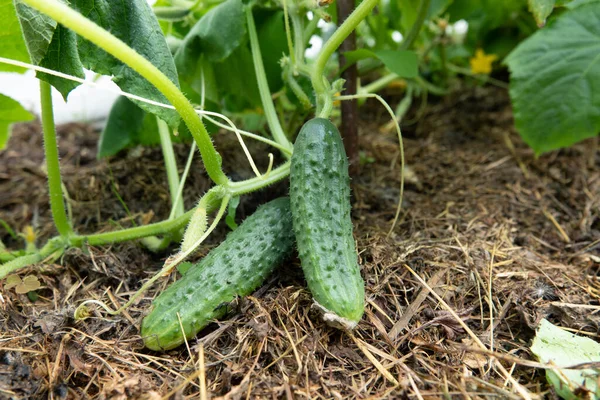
531, 319, 600, 400
0, 0, 31, 72
0, 94, 34, 149
73, 0, 180, 128
213, 45, 261, 111
175, 0, 246, 80
505, 1, 600, 154
98, 96, 160, 158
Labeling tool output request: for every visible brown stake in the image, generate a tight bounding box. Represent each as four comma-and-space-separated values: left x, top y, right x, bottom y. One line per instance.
337, 0, 359, 175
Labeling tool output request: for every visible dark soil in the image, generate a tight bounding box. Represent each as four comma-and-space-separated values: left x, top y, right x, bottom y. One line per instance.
0, 86, 598, 399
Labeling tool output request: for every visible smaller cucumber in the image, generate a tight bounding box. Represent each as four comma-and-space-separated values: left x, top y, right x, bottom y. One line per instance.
141, 197, 294, 351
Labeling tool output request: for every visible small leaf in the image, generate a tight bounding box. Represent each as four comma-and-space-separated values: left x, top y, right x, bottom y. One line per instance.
0, 0, 31, 72
225, 196, 241, 230
374, 50, 419, 78
342, 49, 418, 78
4, 275, 22, 290
0, 94, 35, 150
177, 262, 193, 275
4, 274, 40, 294
18, 275, 40, 294
505, 2, 600, 154
528, 0, 556, 26
342, 49, 378, 70
531, 319, 600, 399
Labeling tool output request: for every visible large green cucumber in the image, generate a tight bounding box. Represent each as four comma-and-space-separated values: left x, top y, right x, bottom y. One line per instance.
290, 118, 364, 329
142, 197, 294, 351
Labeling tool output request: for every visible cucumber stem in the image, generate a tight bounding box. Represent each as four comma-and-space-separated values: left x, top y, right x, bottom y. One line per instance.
400, 0, 431, 51
74, 193, 231, 320
40, 81, 73, 238
312, 0, 379, 117
157, 117, 185, 218
246, 7, 293, 155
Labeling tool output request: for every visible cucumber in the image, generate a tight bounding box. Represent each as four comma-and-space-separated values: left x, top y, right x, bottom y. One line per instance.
290, 118, 364, 329
141, 197, 294, 351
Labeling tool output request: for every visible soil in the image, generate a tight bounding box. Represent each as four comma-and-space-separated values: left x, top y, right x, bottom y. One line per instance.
0, 86, 598, 399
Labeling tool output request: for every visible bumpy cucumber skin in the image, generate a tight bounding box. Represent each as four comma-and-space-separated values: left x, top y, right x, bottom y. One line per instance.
290, 118, 365, 326
142, 198, 294, 351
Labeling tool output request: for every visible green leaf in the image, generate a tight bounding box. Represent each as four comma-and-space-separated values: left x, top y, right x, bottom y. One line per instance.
0, 94, 34, 150
14, 0, 56, 65
177, 261, 193, 275
565, 0, 597, 9
528, 0, 556, 26
0, 0, 31, 72
342, 49, 418, 78
225, 196, 240, 230
505, 2, 600, 154
342, 49, 377, 69
213, 45, 261, 111
97, 96, 160, 158
175, 0, 246, 80
39, 25, 85, 99
73, 0, 180, 128
14, 1, 84, 98
374, 50, 419, 78
531, 319, 600, 400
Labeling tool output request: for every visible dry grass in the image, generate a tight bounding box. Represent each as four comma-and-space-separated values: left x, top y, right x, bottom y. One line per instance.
0, 87, 598, 399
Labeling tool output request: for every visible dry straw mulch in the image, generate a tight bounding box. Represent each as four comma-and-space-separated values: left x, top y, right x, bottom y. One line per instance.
0, 87, 598, 399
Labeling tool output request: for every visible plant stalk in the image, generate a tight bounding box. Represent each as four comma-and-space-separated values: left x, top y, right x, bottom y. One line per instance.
40, 81, 73, 238
69, 210, 193, 247
312, 0, 379, 117
400, 0, 430, 50
157, 117, 185, 218
21, 0, 228, 186
246, 7, 293, 155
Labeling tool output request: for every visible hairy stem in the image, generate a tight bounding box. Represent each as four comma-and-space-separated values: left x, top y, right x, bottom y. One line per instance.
227, 161, 290, 196
0, 238, 64, 279
21, 0, 228, 185
40, 81, 73, 238
69, 210, 193, 247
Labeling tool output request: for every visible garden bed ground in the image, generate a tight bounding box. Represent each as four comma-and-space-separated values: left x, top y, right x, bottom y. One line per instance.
0, 86, 599, 399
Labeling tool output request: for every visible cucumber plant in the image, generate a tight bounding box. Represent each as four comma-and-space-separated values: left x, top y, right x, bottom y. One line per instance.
0, 0, 412, 351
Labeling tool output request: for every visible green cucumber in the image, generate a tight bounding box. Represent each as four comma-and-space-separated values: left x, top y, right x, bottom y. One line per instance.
290, 118, 364, 329
141, 197, 294, 351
